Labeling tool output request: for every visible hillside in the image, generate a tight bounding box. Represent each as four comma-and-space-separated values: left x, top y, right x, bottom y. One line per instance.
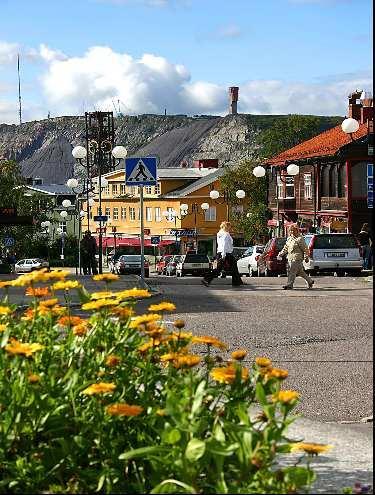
0, 114, 343, 184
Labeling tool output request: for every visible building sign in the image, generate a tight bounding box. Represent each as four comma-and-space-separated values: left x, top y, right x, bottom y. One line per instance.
170, 229, 196, 237
367, 163, 373, 209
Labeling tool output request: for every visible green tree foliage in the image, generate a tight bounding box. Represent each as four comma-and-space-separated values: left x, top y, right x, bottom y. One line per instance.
258, 114, 321, 158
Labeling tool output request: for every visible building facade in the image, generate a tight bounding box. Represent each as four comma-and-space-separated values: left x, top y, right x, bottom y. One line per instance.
264, 91, 373, 235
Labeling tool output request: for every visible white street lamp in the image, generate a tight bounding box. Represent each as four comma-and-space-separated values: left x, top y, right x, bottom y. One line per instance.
62, 199, 72, 208
253, 165, 266, 178
43, 220, 51, 228
286, 163, 299, 176
235, 189, 246, 199
66, 178, 79, 189
88, 198, 95, 206
112, 146, 128, 159
209, 190, 220, 200
180, 203, 189, 212
80, 210, 86, 217
341, 117, 360, 134
72, 146, 87, 160
56, 227, 63, 235
60, 210, 68, 218
201, 202, 210, 210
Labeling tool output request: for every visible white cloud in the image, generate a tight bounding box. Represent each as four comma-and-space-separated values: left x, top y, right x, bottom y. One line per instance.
38, 44, 68, 63
217, 24, 242, 39
0, 41, 20, 64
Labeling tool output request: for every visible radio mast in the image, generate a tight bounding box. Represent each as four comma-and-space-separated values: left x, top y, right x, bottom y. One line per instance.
17, 54, 22, 125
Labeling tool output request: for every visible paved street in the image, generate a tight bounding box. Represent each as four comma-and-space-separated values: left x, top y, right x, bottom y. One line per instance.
139, 273, 373, 424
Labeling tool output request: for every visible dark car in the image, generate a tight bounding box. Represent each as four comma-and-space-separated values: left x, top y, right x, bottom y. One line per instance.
114, 255, 149, 278
257, 237, 287, 276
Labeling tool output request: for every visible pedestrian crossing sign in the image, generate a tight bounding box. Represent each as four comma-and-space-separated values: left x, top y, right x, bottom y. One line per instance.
125, 157, 158, 186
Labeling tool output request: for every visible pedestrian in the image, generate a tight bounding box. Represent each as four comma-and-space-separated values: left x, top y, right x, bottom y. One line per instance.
277, 224, 314, 290
357, 223, 372, 270
80, 231, 98, 275
201, 221, 243, 288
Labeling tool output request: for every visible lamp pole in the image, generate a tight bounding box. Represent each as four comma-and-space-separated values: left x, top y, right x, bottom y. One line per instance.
209, 187, 246, 222
178, 202, 210, 253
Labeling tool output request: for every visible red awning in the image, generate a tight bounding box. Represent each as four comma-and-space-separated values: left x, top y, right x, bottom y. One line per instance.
97, 237, 175, 248
267, 219, 277, 227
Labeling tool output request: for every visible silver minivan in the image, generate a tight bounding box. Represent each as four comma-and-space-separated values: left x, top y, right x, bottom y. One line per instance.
303, 233, 363, 276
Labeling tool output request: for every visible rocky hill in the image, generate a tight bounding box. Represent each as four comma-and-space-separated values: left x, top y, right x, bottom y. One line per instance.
0, 113, 343, 184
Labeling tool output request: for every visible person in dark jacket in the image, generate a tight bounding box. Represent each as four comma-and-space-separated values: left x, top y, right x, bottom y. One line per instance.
357, 223, 372, 270
80, 231, 98, 275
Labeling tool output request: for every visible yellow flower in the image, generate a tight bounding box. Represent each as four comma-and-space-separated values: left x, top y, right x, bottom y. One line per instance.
116, 288, 151, 300
81, 299, 119, 311
25, 286, 51, 297
91, 291, 116, 300
44, 269, 70, 281
266, 367, 289, 380
52, 280, 81, 291
72, 322, 89, 336
110, 306, 134, 319
0, 306, 12, 316
148, 302, 176, 312
290, 442, 332, 456
231, 349, 247, 361
145, 326, 165, 338
92, 273, 119, 282
156, 408, 166, 416
192, 335, 228, 350
138, 339, 164, 353
106, 403, 143, 416
273, 390, 300, 404
170, 331, 193, 341
129, 314, 161, 329
28, 373, 41, 384
210, 365, 249, 384
0, 323, 7, 332
5, 338, 44, 357
81, 382, 116, 395
0, 281, 13, 288
255, 357, 272, 368
105, 354, 121, 367
172, 354, 201, 369
38, 298, 59, 308
58, 316, 84, 327
50, 305, 67, 317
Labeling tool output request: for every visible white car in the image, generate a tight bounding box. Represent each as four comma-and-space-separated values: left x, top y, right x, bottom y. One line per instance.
15, 258, 49, 273
176, 253, 211, 277
237, 245, 265, 277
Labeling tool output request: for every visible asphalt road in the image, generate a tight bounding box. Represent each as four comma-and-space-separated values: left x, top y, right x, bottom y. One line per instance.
140, 273, 373, 423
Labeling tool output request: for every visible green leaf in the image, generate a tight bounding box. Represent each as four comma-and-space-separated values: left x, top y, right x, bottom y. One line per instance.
162, 428, 181, 445
119, 446, 165, 460
283, 466, 316, 487
1, 328, 10, 348
206, 440, 240, 457
76, 286, 91, 303
150, 479, 197, 494
213, 422, 225, 443
255, 382, 268, 406
96, 474, 106, 492
191, 380, 206, 417
185, 438, 206, 462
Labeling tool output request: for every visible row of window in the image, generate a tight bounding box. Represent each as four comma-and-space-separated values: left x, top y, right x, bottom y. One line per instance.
96, 206, 218, 222
101, 183, 161, 196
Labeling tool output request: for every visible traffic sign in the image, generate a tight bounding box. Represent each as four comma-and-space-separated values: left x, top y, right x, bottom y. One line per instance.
151, 236, 160, 245
125, 157, 157, 186
93, 215, 108, 222
3, 237, 15, 247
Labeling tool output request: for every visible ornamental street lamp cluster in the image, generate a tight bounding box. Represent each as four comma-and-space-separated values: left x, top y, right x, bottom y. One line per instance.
209, 187, 246, 221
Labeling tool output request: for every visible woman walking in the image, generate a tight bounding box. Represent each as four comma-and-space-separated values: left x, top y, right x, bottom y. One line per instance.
202, 221, 243, 288
277, 224, 314, 290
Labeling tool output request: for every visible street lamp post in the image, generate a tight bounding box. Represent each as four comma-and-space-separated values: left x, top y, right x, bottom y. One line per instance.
178, 202, 210, 253
208, 187, 246, 221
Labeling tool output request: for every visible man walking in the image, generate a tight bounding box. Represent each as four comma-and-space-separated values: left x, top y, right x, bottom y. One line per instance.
357, 223, 372, 270
80, 231, 98, 275
201, 221, 243, 288
277, 224, 314, 290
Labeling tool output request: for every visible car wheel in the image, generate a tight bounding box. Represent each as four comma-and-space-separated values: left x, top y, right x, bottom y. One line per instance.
335, 269, 345, 277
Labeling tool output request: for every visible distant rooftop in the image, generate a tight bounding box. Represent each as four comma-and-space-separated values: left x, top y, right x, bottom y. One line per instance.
23, 184, 77, 195
100, 167, 218, 181
163, 168, 225, 198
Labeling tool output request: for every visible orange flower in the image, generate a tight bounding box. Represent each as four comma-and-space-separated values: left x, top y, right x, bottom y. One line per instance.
138, 339, 164, 353
170, 331, 193, 341
231, 349, 247, 361
172, 354, 201, 369
129, 314, 161, 329
290, 442, 332, 456
192, 335, 228, 350
266, 368, 289, 380
273, 390, 300, 404
21, 308, 36, 321
25, 287, 51, 298
106, 403, 143, 416
73, 322, 89, 336
255, 357, 272, 368
81, 382, 116, 395
210, 365, 249, 384
38, 298, 59, 308
5, 338, 44, 357
58, 315, 84, 327
28, 373, 41, 383
110, 306, 134, 319
105, 354, 121, 367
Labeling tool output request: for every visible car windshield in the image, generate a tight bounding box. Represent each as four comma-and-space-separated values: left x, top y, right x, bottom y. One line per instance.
163, 256, 173, 261
120, 255, 142, 261
244, 248, 254, 256
313, 234, 357, 249
184, 254, 209, 263
173, 256, 183, 262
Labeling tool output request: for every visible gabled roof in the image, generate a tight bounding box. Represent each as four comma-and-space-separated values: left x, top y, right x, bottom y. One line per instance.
23, 184, 77, 195
266, 122, 368, 165
163, 168, 225, 198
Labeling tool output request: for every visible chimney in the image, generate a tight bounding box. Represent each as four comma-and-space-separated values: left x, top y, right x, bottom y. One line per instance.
229, 86, 239, 115
360, 91, 373, 124
348, 90, 363, 121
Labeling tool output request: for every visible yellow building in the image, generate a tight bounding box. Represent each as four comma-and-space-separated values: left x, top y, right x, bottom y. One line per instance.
84, 167, 245, 255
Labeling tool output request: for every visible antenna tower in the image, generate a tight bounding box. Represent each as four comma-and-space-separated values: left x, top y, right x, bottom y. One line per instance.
17, 54, 22, 125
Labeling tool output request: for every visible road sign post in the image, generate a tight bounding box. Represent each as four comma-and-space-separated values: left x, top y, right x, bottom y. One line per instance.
125, 156, 158, 282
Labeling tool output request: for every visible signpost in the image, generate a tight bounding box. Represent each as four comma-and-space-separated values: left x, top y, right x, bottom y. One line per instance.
3, 237, 15, 247
367, 163, 373, 209
125, 157, 158, 280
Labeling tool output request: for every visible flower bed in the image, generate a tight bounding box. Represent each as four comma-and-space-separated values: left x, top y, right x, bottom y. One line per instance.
0, 270, 330, 493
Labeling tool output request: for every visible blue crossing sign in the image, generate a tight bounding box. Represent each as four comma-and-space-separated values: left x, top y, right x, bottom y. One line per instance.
3, 237, 15, 247
125, 157, 158, 186
367, 163, 373, 209
151, 236, 160, 245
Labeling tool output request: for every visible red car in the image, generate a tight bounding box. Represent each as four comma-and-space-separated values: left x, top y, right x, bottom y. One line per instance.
156, 255, 173, 275
257, 237, 287, 276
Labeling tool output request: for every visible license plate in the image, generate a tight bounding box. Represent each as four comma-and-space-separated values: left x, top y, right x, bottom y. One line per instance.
192, 263, 202, 267
326, 252, 346, 257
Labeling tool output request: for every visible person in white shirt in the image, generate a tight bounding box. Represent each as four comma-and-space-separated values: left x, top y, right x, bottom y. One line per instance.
202, 221, 243, 287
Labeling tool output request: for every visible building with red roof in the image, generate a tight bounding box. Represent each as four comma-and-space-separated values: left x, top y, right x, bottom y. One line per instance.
264, 91, 373, 235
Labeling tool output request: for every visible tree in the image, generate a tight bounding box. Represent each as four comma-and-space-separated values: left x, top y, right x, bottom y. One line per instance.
258, 114, 321, 158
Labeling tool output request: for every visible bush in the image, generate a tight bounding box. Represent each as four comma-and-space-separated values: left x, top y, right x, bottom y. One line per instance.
0, 272, 328, 494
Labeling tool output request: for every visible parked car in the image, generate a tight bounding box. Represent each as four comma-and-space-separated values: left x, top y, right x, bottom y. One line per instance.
165, 255, 184, 276
114, 255, 149, 278
257, 237, 287, 276
14, 258, 49, 273
108, 252, 123, 273
303, 233, 363, 276
156, 255, 174, 275
231, 247, 249, 261
237, 245, 265, 276
176, 253, 211, 277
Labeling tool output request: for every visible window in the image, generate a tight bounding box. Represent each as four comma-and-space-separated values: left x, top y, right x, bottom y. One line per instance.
304, 174, 312, 199
337, 164, 346, 198
154, 183, 161, 195
120, 184, 126, 195
59, 221, 67, 233
129, 186, 137, 195
205, 206, 217, 221
321, 165, 330, 196
155, 207, 161, 222
103, 185, 110, 195
285, 177, 295, 199
145, 186, 152, 194
105, 207, 111, 219
166, 207, 175, 222
113, 207, 119, 220
146, 207, 153, 222
121, 207, 126, 220
277, 176, 283, 199
329, 165, 338, 197
112, 184, 118, 195
129, 207, 136, 221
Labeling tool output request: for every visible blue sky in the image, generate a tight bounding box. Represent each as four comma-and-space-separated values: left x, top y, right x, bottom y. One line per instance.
0, 0, 372, 123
